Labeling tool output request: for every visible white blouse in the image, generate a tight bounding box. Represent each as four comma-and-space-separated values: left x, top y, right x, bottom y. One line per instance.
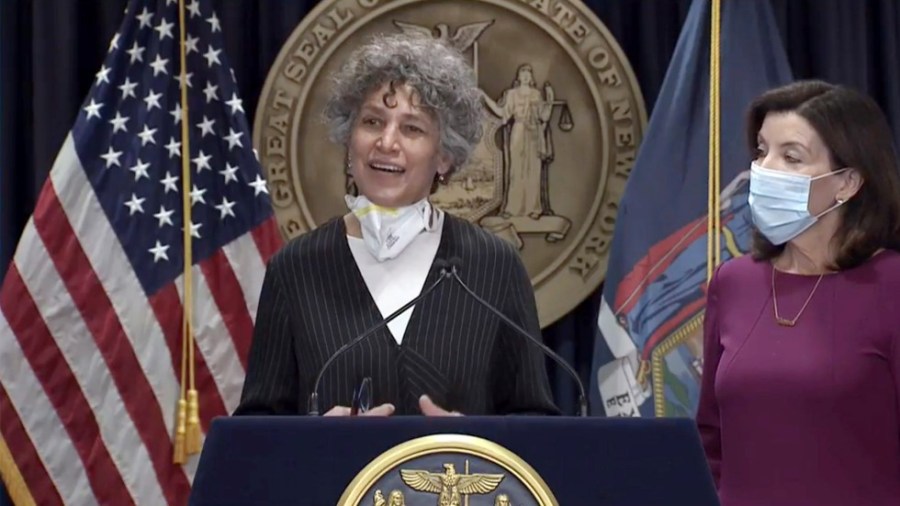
346, 213, 444, 344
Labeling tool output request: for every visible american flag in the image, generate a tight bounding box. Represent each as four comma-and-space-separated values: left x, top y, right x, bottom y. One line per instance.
0, 0, 282, 504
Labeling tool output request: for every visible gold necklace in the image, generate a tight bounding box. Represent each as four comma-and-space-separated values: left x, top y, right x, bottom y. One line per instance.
771, 267, 824, 327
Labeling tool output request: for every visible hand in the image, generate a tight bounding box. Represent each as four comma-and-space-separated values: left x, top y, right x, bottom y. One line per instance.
419, 395, 463, 417
323, 403, 395, 417
480, 90, 502, 117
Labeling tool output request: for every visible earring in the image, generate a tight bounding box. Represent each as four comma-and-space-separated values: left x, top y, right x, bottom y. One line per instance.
837, 198, 846, 204
438, 174, 448, 184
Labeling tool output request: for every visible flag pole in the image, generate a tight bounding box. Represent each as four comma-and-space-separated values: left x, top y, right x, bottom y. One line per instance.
707, 0, 722, 282
0, 438, 37, 506
174, 0, 198, 463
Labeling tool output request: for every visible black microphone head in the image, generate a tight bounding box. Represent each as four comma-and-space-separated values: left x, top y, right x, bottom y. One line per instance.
447, 256, 462, 275
433, 258, 452, 277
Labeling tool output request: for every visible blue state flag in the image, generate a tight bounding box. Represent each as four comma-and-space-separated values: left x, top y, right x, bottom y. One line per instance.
590, 0, 792, 417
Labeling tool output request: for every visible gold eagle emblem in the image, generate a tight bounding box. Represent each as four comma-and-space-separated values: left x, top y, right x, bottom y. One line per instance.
400, 463, 504, 506
391, 20, 495, 53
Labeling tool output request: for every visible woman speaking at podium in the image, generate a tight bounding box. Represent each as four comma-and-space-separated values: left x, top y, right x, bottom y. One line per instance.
235, 33, 558, 417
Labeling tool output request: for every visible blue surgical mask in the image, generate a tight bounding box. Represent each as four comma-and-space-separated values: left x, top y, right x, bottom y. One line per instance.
748, 162, 847, 245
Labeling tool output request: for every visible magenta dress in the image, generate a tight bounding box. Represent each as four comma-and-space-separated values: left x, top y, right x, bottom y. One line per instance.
697, 251, 900, 506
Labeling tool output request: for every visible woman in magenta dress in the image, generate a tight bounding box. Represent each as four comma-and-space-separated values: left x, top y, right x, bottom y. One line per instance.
697, 80, 900, 506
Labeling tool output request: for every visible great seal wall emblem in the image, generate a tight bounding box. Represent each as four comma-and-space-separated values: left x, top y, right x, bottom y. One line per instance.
253, 0, 647, 326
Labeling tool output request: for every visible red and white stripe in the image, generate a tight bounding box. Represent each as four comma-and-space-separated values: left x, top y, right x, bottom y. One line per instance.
0, 135, 280, 504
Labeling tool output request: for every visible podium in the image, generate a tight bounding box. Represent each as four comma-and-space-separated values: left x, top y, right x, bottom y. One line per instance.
189, 417, 718, 505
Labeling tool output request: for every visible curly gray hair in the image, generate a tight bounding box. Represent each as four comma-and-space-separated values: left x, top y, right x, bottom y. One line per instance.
322, 33, 484, 175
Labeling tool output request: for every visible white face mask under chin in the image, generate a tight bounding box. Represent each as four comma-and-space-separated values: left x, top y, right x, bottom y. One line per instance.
345, 195, 440, 261
748, 161, 847, 245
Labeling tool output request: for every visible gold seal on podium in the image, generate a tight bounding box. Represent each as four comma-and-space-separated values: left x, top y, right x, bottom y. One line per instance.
339, 434, 558, 506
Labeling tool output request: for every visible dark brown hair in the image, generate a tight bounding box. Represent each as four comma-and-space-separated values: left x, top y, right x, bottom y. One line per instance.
747, 80, 900, 269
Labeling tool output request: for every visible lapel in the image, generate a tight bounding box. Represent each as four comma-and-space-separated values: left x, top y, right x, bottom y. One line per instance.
402, 214, 456, 348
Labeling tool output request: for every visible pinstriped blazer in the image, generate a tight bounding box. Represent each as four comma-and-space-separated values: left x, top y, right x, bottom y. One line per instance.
234, 213, 559, 416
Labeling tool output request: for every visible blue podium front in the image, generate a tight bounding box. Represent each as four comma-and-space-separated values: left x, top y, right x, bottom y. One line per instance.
189, 417, 718, 506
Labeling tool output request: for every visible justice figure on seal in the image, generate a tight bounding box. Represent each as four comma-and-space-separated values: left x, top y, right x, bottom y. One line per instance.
482, 64, 555, 220
235, 33, 558, 416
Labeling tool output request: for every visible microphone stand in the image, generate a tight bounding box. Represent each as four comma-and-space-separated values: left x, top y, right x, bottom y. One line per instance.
307, 262, 453, 415
445, 262, 590, 416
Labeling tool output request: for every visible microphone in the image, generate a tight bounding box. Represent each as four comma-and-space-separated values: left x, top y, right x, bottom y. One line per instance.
443, 257, 590, 417
307, 259, 454, 415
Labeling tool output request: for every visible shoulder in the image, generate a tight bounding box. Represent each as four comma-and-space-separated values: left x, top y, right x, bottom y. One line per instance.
268, 217, 344, 271
868, 249, 900, 273
443, 214, 528, 285
857, 249, 900, 288
852, 251, 900, 341
445, 213, 521, 263
710, 255, 769, 298
715, 254, 767, 281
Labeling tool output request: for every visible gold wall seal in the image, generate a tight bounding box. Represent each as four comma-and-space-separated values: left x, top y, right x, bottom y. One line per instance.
253, 0, 646, 326
338, 434, 558, 505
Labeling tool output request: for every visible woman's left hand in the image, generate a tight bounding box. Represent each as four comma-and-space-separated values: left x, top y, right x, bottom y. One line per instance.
419, 395, 463, 417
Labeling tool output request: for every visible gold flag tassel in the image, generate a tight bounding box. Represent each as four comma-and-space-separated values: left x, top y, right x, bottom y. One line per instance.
187, 390, 200, 455
707, 0, 723, 282
173, 306, 189, 462
173, 386, 187, 464
186, 378, 201, 454
173, 0, 197, 464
